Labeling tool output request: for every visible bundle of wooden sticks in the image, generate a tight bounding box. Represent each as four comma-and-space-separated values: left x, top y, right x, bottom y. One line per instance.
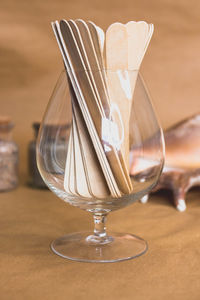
52, 19, 153, 199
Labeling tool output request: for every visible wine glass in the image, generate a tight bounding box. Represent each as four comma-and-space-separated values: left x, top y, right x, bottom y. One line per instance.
36, 69, 165, 263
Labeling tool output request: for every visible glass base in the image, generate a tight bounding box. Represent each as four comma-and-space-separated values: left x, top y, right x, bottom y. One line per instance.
51, 231, 148, 263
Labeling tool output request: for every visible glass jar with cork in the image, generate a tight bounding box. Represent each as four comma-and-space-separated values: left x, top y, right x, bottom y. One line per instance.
0, 117, 19, 191
28, 122, 47, 188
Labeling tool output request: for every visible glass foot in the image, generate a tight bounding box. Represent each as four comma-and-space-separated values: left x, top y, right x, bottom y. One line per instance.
51, 231, 148, 263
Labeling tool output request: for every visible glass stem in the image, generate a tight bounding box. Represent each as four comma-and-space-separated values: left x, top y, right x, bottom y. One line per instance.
93, 213, 107, 239
86, 213, 113, 244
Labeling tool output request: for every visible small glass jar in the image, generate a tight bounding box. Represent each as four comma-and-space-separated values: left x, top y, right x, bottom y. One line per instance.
0, 117, 19, 191
28, 122, 47, 188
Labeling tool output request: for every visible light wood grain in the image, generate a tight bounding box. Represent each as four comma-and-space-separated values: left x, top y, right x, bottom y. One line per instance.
52, 21, 121, 197
60, 20, 132, 195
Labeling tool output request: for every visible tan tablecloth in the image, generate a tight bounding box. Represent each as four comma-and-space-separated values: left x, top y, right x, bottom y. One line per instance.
1, 0, 200, 299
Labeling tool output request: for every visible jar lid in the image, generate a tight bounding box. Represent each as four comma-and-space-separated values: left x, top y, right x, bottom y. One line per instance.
0, 116, 14, 130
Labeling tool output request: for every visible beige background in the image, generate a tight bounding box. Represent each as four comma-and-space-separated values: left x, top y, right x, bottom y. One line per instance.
1, 0, 200, 299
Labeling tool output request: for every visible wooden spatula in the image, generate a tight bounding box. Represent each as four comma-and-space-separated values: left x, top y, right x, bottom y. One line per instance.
73, 19, 109, 113
72, 94, 110, 198
67, 20, 132, 198
64, 128, 76, 196
64, 81, 110, 198
75, 20, 132, 189
106, 21, 154, 168
73, 19, 132, 192
87, 21, 106, 80
52, 21, 121, 197
106, 23, 129, 163
70, 82, 110, 198
60, 19, 132, 195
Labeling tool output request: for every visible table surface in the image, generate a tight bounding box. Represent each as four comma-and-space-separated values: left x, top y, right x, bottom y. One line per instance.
1, 0, 200, 298
1, 186, 200, 300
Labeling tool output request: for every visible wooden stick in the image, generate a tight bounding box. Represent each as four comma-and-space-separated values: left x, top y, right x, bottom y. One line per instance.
72, 93, 110, 198
106, 21, 154, 169
52, 21, 121, 197
60, 20, 132, 195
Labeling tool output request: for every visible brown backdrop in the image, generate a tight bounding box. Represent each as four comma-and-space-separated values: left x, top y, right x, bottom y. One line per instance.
1, 0, 200, 299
